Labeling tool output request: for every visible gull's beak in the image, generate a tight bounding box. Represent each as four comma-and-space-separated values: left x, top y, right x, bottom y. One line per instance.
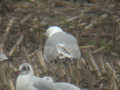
13, 68, 20, 76
16, 70, 21, 75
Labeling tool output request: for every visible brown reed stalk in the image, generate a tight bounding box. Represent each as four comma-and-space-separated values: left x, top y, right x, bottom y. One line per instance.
97, 55, 106, 75
67, 63, 73, 77
9, 35, 24, 56
73, 60, 81, 85
65, 63, 73, 82
1, 65, 7, 84
37, 51, 48, 73
22, 47, 40, 76
34, 64, 40, 77
54, 63, 66, 81
88, 51, 102, 77
20, 14, 32, 24
105, 63, 118, 90
2, 17, 16, 47
9, 79, 15, 90
22, 47, 31, 62
93, 35, 120, 54
80, 57, 87, 67
85, 14, 108, 30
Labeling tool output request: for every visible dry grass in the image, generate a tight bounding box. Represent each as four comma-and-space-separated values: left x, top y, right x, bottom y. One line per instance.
0, 0, 120, 90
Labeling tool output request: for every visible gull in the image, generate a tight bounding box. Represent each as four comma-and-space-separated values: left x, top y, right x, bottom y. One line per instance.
43, 76, 82, 90
44, 26, 81, 63
16, 63, 56, 90
0, 52, 8, 61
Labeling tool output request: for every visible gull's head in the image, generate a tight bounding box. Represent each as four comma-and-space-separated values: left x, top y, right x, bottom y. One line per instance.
45, 26, 63, 37
43, 76, 54, 82
18, 63, 34, 75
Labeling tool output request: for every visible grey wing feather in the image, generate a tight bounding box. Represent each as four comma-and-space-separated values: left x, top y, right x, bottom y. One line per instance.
33, 77, 55, 90
55, 83, 81, 90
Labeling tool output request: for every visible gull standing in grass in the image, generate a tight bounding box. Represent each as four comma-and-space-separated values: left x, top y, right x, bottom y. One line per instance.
43, 76, 82, 90
16, 63, 56, 90
44, 26, 81, 63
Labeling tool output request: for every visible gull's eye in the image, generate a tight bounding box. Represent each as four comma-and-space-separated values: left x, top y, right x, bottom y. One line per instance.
22, 66, 30, 71
22, 66, 27, 71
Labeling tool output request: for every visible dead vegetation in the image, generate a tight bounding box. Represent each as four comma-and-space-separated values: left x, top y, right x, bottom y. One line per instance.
0, 0, 120, 90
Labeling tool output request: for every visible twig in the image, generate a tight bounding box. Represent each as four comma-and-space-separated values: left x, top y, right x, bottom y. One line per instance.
28, 49, 39, 57
2, 17, 16, 45
80, 57, 87, 66
20, 14, 32, 24
93, 46, 106, 54
59, 65, 66, 79
67, 63, 73, 77
105, 63, 117, 81
9, 80, 15, 90
112, 78, 118, 90
105, 63, 118, 90
9, 35, 24, 56
84, 14, 108, 30
34, 64, 40, 77
88, 51, 102, 77
93, 34, 120, 54
80, 45, 95, 49
76, 59, 81, 69
22, 47, 41, 76
5, 17, 16, 35
0, 64, 7, 84
112, 19, 117, 50
37, 51, 48, 73
66, 16, 80, 22
22, 47, 31, 62
97, 55, 106, 74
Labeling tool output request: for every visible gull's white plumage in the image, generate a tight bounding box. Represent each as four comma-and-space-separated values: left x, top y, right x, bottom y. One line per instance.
44, 26, 81, 62
45, 26, 63, 37
16, 63, 55, 90
55, 82, 81, 90
43, 76, 81, 90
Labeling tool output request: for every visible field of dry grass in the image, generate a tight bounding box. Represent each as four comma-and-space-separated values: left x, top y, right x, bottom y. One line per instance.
0, 0, 120, 90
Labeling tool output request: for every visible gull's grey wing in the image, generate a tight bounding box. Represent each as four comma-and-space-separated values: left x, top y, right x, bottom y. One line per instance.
0, 53, 8, 61
81, 89, 89, 90
44, 32, 81, 62
54, 83, 81, 90
33, 76, 56, 90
